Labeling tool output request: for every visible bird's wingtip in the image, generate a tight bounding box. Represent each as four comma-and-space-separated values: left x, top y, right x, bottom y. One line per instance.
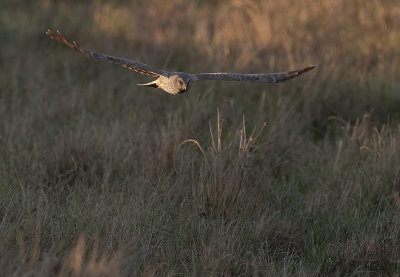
46, 28, 54, 37
304, 65, 317, 72
296, 65, 316, 76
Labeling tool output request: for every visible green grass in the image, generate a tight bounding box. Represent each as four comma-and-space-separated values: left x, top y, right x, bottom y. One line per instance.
1, 0, 400, 275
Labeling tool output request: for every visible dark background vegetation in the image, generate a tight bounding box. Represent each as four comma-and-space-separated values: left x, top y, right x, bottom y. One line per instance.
1, 0, 400, 275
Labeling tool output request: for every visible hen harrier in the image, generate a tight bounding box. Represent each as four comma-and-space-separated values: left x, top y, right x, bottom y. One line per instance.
46, 29, 315, 95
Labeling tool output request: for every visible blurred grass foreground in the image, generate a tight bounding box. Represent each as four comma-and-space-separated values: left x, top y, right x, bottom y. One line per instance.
1, 0, 400, 275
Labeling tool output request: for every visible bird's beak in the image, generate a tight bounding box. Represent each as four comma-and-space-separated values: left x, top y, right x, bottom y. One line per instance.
137, 80, 158, 88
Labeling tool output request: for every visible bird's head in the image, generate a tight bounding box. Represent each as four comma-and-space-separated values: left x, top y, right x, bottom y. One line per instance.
171, 75, 187, 93
172, 73, 193, 94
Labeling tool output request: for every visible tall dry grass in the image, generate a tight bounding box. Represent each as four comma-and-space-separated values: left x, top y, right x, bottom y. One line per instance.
1, 0, 400, 275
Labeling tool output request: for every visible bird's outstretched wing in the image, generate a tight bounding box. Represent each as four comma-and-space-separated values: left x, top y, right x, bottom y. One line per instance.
190, 65, 316, 83
46, 29, 167, 77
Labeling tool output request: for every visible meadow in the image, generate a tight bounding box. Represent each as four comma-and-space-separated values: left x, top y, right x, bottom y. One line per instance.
1, 0, 400, 275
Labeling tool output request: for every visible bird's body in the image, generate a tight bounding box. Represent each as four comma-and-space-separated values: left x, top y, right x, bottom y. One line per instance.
46, 29, 315, 95
138, 74, 189, 95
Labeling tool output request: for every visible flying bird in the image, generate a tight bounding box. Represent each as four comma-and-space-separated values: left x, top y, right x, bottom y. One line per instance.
46, 29, 315, 95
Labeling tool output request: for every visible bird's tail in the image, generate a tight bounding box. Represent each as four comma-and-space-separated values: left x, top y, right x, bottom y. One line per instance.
137, 80, 158, 88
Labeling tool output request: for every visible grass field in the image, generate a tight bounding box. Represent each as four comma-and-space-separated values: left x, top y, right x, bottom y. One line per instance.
1, 0, 400, 275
